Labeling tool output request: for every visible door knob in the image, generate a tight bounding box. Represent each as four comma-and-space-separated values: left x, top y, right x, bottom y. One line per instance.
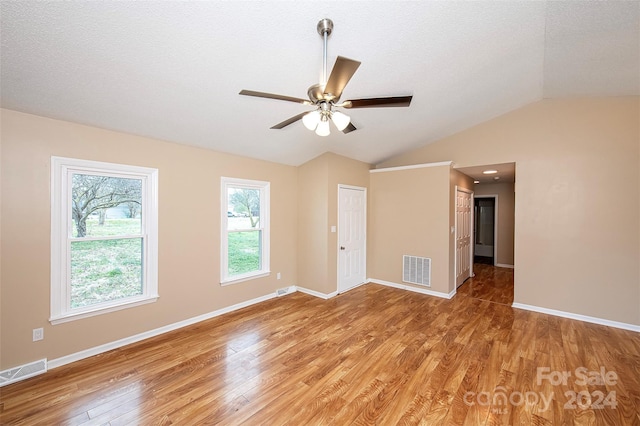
340, 246, 345, 250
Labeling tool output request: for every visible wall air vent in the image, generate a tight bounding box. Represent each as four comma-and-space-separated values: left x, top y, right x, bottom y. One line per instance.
403, 255, 431, 287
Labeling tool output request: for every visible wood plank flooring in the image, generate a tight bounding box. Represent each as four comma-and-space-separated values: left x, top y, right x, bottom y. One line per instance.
457, 264, 514, 306
2, 266, 639, 425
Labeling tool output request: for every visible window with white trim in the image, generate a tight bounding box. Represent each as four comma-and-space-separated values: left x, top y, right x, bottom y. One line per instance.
221, 177, 270, 284
50, 157, 158, 324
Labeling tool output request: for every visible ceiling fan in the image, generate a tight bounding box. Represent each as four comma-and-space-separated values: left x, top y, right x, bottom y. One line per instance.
239, 18, 412, 136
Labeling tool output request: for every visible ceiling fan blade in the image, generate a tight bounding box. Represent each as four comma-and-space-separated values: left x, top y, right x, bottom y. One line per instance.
324, 56, 361, 100
239, 90, 309, 104
342, 122, 357, 134
270, 112, 308, 129
344, 96, 412, 108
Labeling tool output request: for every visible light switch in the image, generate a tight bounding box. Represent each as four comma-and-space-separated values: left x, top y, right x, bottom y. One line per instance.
331, 226, 336, 233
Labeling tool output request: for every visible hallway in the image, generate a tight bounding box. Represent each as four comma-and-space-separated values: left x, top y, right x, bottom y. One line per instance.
457, 263, 514, 305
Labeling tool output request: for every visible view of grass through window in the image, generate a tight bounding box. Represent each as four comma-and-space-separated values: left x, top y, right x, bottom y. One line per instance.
228, 230, 261, 275
71, 174, 143, 308
70, 232, 142, 308
227, 186, 262, 277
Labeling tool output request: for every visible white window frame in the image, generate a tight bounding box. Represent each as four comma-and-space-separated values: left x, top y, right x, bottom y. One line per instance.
220, 177, 270, 285
50, 157, 159, 324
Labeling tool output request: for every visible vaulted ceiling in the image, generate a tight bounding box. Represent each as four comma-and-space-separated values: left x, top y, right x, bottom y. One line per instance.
1, 1, 638, 166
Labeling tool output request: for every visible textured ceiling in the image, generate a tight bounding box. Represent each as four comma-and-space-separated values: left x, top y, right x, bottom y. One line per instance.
1, 1, 638, 166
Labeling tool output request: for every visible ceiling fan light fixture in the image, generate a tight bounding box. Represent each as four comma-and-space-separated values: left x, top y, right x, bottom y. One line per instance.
331, 110, 350, 131
302, 110, 321, 130
315, 117, 331, 136
239, 18, 412, 135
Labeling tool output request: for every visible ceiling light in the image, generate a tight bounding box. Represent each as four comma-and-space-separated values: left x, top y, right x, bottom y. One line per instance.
331, 110, 350, 131
483, 170, 498, 174
302, 110, 321, 130
315, 117, 331, 136
474, 180, 480, 184
494, 176, 500, 180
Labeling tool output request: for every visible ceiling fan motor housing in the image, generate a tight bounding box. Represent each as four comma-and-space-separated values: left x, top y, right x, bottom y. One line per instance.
308, 83, 336, 104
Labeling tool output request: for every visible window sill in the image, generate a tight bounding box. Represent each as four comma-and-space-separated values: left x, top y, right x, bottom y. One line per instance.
49, 296, 158, 325
221, 271, 270, 286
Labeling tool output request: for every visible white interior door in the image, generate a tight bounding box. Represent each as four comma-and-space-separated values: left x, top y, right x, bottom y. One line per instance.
338, 186, 366, 292
455, 187, 473, 287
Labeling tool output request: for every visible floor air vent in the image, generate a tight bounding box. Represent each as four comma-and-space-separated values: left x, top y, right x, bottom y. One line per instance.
0, 358, 47, 387
276, 286, 294, 297
403, 255, 431, 287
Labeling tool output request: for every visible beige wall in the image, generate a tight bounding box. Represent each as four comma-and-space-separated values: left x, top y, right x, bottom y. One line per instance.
3, 96, 638, 371
378, 97, 640, 326
297, 152, 370, 294
1, 109, 299, 369
297, 154, 330, 293
368, 165, 451, 294
473, 182, 515, 266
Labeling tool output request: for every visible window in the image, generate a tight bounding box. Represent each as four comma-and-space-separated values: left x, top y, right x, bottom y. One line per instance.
50, 157, 158, 324
221, 177, 270, 284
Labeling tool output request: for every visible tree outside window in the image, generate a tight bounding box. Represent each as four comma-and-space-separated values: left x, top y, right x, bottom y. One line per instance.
70, 174, 143, 308
221, 178, 270, 284
51, 157, 158, 324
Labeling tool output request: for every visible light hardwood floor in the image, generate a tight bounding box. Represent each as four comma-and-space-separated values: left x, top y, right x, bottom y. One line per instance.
1, 266, 639, 425
457, 264, 514, 306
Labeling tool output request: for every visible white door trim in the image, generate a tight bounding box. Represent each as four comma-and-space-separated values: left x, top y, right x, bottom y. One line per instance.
474, 194, 499, 265
455, 186, 474, 288
337, 184, 367, 293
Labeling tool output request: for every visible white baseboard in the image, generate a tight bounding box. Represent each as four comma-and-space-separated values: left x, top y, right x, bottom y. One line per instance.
295, 286, 338, 299
368, 278, 455, 299
47, 281, 414, 372
512, 303, 640, 333
16, 284, 637, 383
48, 291, 281, 370
339, 281, 368, 294
496, 263, 514, 269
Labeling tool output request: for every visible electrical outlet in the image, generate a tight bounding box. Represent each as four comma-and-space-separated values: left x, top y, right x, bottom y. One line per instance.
277, 272, 281, 280
33, 328, 44, 342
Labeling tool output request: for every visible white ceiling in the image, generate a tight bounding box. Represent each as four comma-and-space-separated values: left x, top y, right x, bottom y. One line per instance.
1, 1, 638, 166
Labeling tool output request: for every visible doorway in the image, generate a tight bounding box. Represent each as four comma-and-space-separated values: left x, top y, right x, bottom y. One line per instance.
337, 185, 367, 293
455, 187, 473, 288
474, 196, 496, 265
